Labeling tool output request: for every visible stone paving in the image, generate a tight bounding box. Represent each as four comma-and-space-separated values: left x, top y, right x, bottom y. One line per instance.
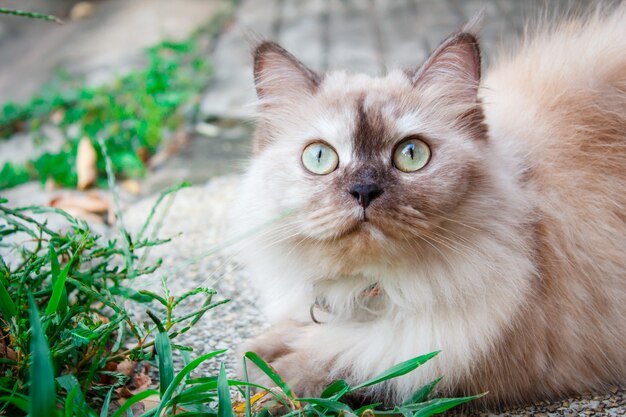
201, 0, 587, 119
0, 0, 221, 104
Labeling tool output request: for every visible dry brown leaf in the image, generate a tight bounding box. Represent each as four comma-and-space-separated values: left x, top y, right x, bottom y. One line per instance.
131, 371, 152, 393
121, 179, 141, 195
115, 386, 133, 399
76, 137, 98, 190
51, 193, 109, 213
70, 2, 95, 20
0, 342, 17, 361
116, 359, 136, 377
139, 394, 161, 412
50, 193, 111, 223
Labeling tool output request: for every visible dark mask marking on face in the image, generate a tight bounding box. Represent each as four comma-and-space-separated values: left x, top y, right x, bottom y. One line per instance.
353, 96, 388, 160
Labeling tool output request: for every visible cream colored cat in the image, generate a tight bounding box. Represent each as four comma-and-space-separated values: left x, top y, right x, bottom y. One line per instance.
231, 5, 626, 410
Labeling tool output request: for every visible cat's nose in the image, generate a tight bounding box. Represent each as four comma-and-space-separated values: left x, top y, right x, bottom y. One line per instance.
349, 184, 383, 209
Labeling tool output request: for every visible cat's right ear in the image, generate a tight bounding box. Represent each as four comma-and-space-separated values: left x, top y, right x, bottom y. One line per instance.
253, 42, 321, 105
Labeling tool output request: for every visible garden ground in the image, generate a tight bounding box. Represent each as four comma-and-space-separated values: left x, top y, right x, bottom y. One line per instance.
0, 0, 624, 415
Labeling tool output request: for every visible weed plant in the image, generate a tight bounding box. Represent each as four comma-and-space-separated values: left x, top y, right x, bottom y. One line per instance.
0, 2, 235, 190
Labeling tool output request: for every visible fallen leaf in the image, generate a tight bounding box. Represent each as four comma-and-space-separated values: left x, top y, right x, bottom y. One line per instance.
121, 179, 141, 195
0, 341, 17, 361
116, 359, 136, 377
50, 193, 110, 223
76, 137, 98, 190
132, 371, 151, 393
70, 2, 95, 20
139, 394, 161, 412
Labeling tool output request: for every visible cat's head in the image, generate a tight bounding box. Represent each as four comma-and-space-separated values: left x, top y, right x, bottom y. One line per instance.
243, 24, 492, 255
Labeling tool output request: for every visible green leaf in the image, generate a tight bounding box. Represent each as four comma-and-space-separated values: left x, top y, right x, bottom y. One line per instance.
64, 385, 78, 417
49, 247, 67, 313
45, 246, 79, 315
146, 310, 166, 333
57, 374, 92, 417
244, 351, 295, 399
155, 331, 174, 397
28, 294, 57, 417
0, 278, 16, 318
321, 379, 350, 399
353, 403, 383, 416
217, 362, 234, 417
137, 289, 168, 306
152, 350, 227, 417
100, 387, 115, 417
0, 8, 62, 24
348, 351, 440, 393
110, 286, 155, 303
403, 377, 443, 405
0, 395, 29, 412
410, 395, 484, 417
110, 389, 159, 417
298, 398, 353, 413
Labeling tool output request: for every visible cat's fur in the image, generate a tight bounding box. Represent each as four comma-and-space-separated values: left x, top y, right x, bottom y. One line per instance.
231, 4, 626, 410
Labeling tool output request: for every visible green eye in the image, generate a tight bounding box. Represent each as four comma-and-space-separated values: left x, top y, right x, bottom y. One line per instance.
302, 142, 339, 175
393, 138, 431, 172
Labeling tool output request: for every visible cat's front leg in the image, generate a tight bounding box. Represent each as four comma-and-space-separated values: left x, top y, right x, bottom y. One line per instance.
241, 321, 339, 398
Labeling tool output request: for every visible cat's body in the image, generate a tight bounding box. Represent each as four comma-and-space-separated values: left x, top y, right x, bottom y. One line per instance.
232, 5, 626, 409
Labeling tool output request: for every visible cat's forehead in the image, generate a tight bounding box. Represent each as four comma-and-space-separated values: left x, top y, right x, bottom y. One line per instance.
307, 70, 423, 158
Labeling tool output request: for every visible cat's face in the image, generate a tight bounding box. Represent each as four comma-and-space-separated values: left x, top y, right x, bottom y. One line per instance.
247, 30, 488, 251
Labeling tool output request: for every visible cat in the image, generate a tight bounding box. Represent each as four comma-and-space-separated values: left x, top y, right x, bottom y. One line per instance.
230, 4, 626, 410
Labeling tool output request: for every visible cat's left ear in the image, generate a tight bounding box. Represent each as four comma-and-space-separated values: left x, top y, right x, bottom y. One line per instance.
408, 18, 482, 103
253, 41, 321, 105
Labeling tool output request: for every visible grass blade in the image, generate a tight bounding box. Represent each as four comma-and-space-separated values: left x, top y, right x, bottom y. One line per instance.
155, 331, 175, 397
100, 387, 115, 417
217, 362, 234, 417
411, 395, 484, 417
0, 8, 62, 23
321, 380, 350, 399
48, 247, 68, 314
348, 351, 440, 393
45, 245, 81, 315
353, 403, 383, 415
0, 278, 16, 318
153, 350, 227, 416
244, 351, 295, 399
28, 294, 57, 417
0, 395, 29, 412
298, 397, 353, 413
403, 377, 443, 405
57, 374, 92, 417
242, 357, 252, 417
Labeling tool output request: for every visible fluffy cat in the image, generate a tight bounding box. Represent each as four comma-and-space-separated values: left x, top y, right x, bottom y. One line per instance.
231, 4, 626, 410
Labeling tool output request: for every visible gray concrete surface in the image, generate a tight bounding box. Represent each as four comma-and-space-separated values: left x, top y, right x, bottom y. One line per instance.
200, 0, 588, 119
0, 0, 221, 103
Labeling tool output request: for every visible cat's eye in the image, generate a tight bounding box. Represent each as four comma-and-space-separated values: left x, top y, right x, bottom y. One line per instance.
302, 142, 339, 175
393, 138, 431, 172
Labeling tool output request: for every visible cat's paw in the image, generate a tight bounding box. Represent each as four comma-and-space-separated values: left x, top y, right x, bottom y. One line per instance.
268, 349, 334, 398
238, 321, 311, 383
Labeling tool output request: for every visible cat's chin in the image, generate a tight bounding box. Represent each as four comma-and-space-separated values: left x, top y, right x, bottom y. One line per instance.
327, 217, 389, 242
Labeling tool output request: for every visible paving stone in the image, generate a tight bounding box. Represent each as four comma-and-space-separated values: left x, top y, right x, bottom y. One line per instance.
0, 0, 221, 104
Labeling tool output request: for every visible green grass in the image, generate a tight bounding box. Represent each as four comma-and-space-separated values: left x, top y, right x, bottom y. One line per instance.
0, 1, 235, 190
